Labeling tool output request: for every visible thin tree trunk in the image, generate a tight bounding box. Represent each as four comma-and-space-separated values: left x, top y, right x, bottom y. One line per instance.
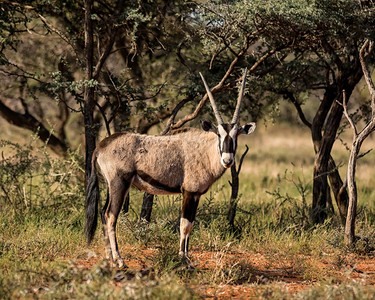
311, 75, 362, 224
227, 145, 249, 228
343, 39, 375, 245
286, 91, 349, 225
328, 157, 349, 225
312, 98, 344, 223
83, 0, 96, 185
345, 140, 359, 245
122, 194, 130, 214
140, 192, 154, 222
228, 162, 239, 228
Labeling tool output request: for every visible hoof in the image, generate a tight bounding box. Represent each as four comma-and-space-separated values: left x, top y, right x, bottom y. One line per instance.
116, 259, 127, 269
185, 264, 195, 272
180, 254, 193, 266
110, 258, 127, 269
179, 251, 190, 260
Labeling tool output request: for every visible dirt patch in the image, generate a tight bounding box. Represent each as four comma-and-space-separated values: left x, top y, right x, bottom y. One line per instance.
75, 245, 375, 299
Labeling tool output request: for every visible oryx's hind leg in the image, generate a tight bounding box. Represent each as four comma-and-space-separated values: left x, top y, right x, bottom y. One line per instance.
101, 187, 112, 261
179, 191, 201, 259
103, 174, 134, 268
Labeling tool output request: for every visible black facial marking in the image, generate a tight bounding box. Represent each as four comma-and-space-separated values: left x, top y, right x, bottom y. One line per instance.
222, 135, 234, 153
137, 170, 181, 194
217, 124, 237, 155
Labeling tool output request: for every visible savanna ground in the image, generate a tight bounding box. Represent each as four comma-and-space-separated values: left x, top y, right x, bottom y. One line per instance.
1, 122, 375, 299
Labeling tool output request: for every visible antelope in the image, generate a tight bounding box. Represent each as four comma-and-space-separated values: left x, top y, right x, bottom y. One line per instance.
85, 69, 256, 268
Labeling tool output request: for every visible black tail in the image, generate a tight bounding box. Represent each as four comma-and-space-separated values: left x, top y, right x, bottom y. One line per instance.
84, 153, 100, 245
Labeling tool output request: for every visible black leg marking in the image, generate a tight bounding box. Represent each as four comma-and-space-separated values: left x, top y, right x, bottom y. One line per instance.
179, 191, 201, 258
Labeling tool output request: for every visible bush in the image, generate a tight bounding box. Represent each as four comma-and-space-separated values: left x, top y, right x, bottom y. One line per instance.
0, 140, 84, 217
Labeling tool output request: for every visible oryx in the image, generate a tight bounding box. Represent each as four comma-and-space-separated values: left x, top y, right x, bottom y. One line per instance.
85, 69, 256, 268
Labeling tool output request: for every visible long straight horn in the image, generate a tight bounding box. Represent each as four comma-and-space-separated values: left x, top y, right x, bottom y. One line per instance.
231, 68, 248, 124
199, 72, 224, 125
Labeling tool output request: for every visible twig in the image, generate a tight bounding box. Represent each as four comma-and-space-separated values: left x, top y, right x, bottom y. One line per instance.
359, 39, 375, 112
93, 28, 118, 79
341, 90, 358, 136
94, 101, 111, 136
160, 98, 192, 135
284, 91, 312, 129
38, 14, 70, 45
237, 145, 249, 175
170, 37, 252, 130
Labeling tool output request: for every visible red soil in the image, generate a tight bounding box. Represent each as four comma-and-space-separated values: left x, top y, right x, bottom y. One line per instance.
75, 245, 375, 299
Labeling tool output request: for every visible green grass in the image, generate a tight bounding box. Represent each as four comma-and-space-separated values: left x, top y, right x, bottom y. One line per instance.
1, 123, 375, 298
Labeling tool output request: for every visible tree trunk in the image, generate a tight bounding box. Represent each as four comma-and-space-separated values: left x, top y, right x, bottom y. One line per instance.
227, 145, 248, 228
327, 157, 349, 225
122, 194, 130, 214
286, 89, 349, 225
311, 73, 362, 224
344, 140, 359, 245
140, 192, 154, 222
83, 0, 96, 185
311, 90, 344, 223
227, 162, 239, 228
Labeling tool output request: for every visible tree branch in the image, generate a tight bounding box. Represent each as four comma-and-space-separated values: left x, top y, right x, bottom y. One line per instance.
168, 38, 279, 131
237, 144, 249, 175
38, 14, 70, 46
284, 91, 312, 128
0, 97, 68, 155
359, 39, 375, 112
160, 97, 192, 135
341, 90, 357, 136
93, 28, 118, 79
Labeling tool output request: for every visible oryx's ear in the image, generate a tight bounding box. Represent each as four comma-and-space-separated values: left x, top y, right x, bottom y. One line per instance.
238, 122, 256, 135
201, 120, 217, 133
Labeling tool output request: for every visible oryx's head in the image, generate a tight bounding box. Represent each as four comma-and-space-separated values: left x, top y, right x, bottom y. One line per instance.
199, 69, 256, 169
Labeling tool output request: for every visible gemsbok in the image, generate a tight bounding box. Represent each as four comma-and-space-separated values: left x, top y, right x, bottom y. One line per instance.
85, 69, 256, 268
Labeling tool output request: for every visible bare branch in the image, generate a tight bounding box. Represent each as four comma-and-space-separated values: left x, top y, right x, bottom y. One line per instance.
359, 39, 375, 113
340, 90, 358, 136
160, 97, 192, 135
94, 101, 111, 136
358, 148, 372, 159
0, 96, 68, 155
321, 38, 344, 72
38, 14, 70, 45
169, 38, 280, 131
176, 39, 193, 73
93, 28, 118, 79
284, 91, 312, 128
237, 144, 249, 175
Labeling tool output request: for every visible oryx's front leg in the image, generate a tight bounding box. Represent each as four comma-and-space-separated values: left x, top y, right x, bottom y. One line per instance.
179, 191, 200, 259
103, 175, 133, 268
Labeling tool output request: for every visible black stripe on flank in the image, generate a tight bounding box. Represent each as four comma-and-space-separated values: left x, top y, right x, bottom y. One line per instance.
137, 170, 181, 194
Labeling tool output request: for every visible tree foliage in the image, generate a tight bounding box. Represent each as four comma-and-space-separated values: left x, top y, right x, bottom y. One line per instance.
1, 0, 375, 227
